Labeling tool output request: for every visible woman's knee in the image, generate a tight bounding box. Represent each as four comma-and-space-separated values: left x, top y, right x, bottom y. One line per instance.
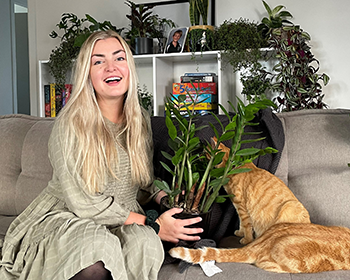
69, 261, 112, 280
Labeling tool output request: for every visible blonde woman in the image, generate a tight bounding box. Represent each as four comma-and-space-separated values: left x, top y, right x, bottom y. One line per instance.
0, 30, 203, 280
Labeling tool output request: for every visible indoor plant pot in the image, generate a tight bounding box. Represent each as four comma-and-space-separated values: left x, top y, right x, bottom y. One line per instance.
135, 37, 153, 54
154, 89, 278, 238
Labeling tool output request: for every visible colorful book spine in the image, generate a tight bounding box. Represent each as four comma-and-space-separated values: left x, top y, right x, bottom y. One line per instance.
62, 84, 72, 107
172, 93, 218, 104
44, 85, 51, 117
172, 83, 217, 95
50, 84, 56, 117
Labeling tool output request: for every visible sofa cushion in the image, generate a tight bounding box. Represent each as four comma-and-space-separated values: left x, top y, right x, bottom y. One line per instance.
0, 115, 54, 216
276, 109, 350, 228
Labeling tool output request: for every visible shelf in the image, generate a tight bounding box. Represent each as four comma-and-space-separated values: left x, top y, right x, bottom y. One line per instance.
38, 51, 237, 117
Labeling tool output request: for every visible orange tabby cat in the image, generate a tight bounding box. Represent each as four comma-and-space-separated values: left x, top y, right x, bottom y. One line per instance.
213, 140, 310, 245
169, 141, 350, 273
169, 222, 350, 273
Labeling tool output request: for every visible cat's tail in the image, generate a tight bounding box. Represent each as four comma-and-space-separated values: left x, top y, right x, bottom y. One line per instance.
169, 246, 255, 264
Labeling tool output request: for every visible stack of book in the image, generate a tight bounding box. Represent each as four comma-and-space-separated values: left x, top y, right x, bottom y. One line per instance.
44, 84, 72, 117
171, 72, 218, 116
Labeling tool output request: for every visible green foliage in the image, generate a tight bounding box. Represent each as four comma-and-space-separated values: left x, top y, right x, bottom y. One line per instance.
125, 0, 156, 38
189, 0, 209, 26
48, 13, 123, 90
257, 0, 293, 39
258, 2, 330, 112
124, 0, 176, 51
240, 63, 273, 103
138, 84, 153, 116
187, 27, 215, 52
155, 89, 277, 214
214, 18, 268, 72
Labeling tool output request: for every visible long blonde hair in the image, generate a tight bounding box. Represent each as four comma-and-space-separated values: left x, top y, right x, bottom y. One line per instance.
56, 30, 153, 194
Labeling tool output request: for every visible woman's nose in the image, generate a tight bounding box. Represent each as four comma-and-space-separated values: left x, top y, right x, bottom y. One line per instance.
105, 60, 116, 72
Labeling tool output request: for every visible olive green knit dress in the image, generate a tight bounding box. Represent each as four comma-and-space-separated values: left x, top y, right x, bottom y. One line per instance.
0, 117, 164, 280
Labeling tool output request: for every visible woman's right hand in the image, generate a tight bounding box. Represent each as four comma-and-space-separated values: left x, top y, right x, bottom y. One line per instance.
156, 207, 203, 243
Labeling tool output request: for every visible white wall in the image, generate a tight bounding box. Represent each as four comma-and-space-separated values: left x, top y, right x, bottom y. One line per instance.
28, 0, 350, 115
215, 0, 350, 109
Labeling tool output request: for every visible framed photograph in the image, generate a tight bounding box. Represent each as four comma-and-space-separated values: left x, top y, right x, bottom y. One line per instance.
164, 27, 188, 54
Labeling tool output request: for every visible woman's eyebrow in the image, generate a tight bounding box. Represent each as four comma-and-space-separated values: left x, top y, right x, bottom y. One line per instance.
91, 49, 125, 58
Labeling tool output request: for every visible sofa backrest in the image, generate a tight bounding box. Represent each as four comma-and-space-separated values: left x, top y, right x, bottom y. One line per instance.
1, 109, 350, 230
0, 115, 54, 216
275, 109, 350, 228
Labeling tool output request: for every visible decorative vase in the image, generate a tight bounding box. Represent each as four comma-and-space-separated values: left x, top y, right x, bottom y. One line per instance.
135, 37, 154, 55
187, 25, 215, 52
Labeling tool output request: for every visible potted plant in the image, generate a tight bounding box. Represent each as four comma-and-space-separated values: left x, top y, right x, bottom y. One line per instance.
148, 15, 176, 53
48, 13, 123, 91
154, 90, 277, 237
214, 18, 269, 73
257, 0, 293, 39
258, 1, 330, 112
187, 0, 215, 52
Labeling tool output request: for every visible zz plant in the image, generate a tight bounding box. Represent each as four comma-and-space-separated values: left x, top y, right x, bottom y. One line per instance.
155, 92, 277, 214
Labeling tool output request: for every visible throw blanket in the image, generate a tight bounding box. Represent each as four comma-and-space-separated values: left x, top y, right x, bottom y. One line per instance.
151, 108, 285, 265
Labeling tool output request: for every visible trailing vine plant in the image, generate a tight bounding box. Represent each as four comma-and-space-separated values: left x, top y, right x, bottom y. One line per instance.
258, 1, 330, 112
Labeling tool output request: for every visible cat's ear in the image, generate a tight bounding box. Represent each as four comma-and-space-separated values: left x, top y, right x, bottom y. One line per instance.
211, 136, 218, 148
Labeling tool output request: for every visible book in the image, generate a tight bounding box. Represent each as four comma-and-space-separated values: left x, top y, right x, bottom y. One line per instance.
171, 93, 218, 104
44, 85, 51, 118
55, 86, 62, 115
184, 72, 217, 76
50, 84, 56, 117
62, 84, 72, 107
173, 82, 217, 95
181, 72, 218, 83
180, 75, 217, 83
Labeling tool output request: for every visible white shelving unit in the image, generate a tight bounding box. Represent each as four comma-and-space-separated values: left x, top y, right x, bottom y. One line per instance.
38, 51, 237, 117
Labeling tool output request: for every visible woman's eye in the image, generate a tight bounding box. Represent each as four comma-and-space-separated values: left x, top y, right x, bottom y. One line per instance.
116, 56, 125, 61
93, 60, 103, 65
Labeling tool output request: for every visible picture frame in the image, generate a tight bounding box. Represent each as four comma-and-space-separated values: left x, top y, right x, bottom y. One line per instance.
164, 27, 189, 54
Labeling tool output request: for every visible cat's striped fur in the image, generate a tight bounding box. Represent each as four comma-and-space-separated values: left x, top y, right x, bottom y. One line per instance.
169, 223, 350, 273
215, 141, 310, 245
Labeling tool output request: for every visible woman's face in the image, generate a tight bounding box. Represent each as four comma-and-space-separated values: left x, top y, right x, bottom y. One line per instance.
90, 37, 130, 103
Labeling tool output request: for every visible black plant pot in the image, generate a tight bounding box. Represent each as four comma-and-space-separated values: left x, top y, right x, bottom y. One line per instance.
135, 37, 153, 55
160, 196, 212, 239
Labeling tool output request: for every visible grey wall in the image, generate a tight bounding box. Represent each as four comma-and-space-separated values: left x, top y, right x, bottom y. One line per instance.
15, 12, 30, 115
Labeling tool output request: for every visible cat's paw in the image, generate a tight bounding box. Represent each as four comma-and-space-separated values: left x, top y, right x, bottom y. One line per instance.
234, 230, 244, 237
239, 237, 252, 245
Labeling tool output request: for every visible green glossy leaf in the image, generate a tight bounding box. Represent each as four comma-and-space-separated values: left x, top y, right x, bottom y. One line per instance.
212, 151, 225, 166
165, 115, 177, 140
236, 148, 261, 156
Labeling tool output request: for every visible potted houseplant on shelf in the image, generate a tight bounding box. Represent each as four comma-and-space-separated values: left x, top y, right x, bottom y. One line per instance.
214, 18, 269, 73
125, 0, 175, 54
258, 1, 330, 112
125, 0, 155, 54
154, 91, 277, 237
48, 13, 123, 91
187, 0, 215, 52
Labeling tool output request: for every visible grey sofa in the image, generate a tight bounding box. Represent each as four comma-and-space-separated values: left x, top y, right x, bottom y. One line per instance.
1, 109, 350, 279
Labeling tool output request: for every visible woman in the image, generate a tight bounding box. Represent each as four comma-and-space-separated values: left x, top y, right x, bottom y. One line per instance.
0, 30, 202, 280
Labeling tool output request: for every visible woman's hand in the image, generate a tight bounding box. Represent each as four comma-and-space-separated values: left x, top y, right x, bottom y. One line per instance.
156, 207, 203, 243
